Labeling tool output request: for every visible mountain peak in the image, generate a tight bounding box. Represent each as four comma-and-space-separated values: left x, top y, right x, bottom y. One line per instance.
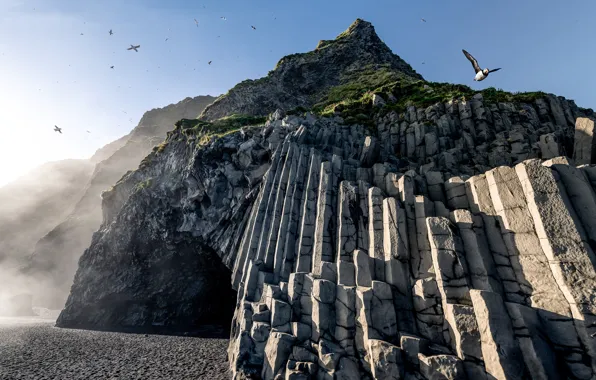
343, 18, 376, 39
199, 19, 423, 121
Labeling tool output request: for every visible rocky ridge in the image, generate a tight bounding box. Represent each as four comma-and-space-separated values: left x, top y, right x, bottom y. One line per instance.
199, 19, 422, 122
56, 18, 596, 380
22, 95, 216, 308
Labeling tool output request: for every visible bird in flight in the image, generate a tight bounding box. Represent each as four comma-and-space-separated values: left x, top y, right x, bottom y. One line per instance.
54, 125, 62, 134
110, 65, 114, 69
80, 33, 84, 36
86, 130, 91, 133
127, 44, 140, 52
194, 18, 199, 27
251, 25, 256, 30
109, 29, 113, 35
208, 60, 212, 65
221, 16, 227, 21
165, 37, 169, 41
462, 49, 501, 81
421, 18, 426, 22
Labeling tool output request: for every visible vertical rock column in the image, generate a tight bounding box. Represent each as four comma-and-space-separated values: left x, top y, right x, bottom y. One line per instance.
426, 217, 486, 379
450, 209, 503, 294
272, 143, 301, 280
233, 143, 287, 290
486, 165, 591, 378
256, 141, 291, 265
573, 117, 596, 165
368, 187, 385, 281
312, 155, 342, 275
470, 290, 527, 380
295, 150, 322, 272
263, 142, 297, 271
516, 159, 596, 374
410, 195, 445, 344
465, 174, 524, 304
383, 197, 416, 334
279, 147, 310, 282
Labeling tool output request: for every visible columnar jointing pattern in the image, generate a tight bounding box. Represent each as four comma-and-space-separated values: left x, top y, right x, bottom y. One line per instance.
228, 97, 596, 379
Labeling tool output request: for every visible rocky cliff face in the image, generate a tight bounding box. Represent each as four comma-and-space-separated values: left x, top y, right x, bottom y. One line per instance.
57, 18, 596, 380
199, 19, 422, 122
21, 95, 216, 308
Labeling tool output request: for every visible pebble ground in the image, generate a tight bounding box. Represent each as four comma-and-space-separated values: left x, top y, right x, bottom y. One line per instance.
0, 316, 230, 380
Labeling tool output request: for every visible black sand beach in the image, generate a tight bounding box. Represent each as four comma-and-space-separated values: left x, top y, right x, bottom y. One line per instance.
0, 316, 230, 380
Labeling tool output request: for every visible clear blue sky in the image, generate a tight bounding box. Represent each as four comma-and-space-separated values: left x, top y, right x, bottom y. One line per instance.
0, 0, 595, 185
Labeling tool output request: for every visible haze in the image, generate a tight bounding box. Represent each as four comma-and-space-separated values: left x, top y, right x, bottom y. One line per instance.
0, 0, 595, 185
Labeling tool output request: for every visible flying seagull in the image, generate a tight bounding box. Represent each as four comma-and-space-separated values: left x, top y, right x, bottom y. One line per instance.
462, 49, 501, 81
109, 29, 113, 35
208, 60, 212, 65
127, 44, 140, 52
194, 18, 199, 27
221, 16, 227, 20
251, 25, 256, 30
54, 125, 62, 134
421, 18, 426, 22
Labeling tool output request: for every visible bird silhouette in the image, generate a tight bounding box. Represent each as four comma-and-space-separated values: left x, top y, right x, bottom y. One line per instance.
109, 29, 113, 35
251, 25, 256, 30
54, 125, 62, 134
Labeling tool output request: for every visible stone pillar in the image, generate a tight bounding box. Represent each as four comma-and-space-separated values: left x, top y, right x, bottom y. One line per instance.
573, 117, 596, 165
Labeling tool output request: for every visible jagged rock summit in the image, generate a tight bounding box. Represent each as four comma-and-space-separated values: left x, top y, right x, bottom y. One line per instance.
199, 18, 423, 121
56, 18, 596, 380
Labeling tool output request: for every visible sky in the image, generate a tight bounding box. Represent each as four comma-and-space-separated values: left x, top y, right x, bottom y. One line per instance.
0, 0, 595, 186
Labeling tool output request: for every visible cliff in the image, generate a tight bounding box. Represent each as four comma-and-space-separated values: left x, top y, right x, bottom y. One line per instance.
57, 18, 596, 380
21, 95, 216, 308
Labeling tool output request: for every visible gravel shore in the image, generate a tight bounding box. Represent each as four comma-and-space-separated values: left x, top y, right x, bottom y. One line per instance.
0, 316, 230, 380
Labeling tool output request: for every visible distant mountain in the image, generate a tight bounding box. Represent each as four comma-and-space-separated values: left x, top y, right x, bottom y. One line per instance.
0, 95, 216, 308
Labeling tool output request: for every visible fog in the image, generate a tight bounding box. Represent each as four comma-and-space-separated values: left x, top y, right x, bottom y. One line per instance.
0, 159, 94, 314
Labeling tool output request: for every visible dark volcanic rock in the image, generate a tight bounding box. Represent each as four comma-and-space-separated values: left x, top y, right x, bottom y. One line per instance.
199, 18, 423, 121
57, 117, 280, 331
23, 95, 216, 308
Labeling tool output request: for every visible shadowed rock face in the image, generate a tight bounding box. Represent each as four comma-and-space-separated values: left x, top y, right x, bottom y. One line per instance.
21, 95, 216, 308
199, 18, 423, 121
57, 122, 275, 332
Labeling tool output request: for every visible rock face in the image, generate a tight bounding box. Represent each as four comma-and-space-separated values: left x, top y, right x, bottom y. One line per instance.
21, 95, 216, 308
56, 18, 596, 380
199, 18, 422, 121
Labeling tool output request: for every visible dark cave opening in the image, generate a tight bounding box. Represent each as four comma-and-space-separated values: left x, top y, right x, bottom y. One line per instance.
55, 241, 238, 339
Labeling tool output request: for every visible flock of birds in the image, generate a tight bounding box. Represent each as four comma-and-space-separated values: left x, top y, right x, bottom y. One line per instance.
52, 16, 501, 135
52, 17, 260, 135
